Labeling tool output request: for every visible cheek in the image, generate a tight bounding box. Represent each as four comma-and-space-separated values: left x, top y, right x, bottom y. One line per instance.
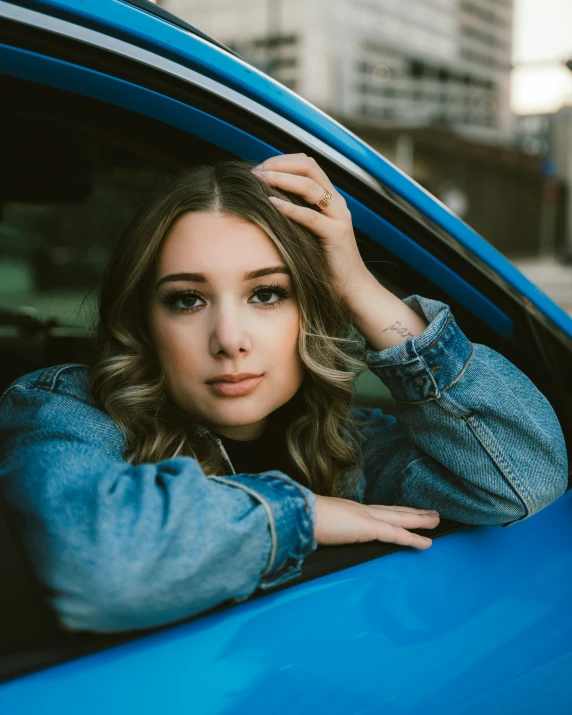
149, 314, 199, 374
272, 310, 303, 369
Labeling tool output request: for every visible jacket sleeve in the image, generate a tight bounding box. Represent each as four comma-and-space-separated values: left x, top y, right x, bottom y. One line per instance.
354, 295, 568, 526
0, 379, 316, 633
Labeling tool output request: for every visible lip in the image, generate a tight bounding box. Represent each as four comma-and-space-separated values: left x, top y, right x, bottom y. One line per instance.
207, 373, 262, 384
208, 375, 264, 397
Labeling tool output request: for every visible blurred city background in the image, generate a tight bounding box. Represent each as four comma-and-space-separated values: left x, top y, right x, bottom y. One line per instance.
162, 0, 572, 316
1, 0, 571, 342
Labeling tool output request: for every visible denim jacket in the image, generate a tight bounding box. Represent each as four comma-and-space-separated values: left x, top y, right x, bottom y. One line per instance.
0, 296, 567, 633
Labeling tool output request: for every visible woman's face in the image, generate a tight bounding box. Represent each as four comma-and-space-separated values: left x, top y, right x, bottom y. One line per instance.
148, 211, 305, 440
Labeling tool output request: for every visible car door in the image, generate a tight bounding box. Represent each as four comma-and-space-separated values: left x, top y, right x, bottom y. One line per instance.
1, 2, 571, 714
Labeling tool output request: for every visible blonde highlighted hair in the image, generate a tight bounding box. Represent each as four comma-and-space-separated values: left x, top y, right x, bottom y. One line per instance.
90, 160, 368, 496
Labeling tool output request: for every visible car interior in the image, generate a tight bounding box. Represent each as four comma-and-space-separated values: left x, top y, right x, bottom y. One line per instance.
1, 72, 570, 683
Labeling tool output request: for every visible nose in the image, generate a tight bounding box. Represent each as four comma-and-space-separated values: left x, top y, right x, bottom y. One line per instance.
209, 300, 252, 357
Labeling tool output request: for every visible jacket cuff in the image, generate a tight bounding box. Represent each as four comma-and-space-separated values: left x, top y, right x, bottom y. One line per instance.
364, 295, 474, 403
211, 472, 317, 590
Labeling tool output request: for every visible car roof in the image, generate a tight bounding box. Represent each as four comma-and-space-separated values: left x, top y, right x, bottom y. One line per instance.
121, 0, 241, 59
6, 0, 572, 340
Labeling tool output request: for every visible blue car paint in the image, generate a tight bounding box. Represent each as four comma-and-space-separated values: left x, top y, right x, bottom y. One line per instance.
0, 43, 514, 340
7, 0, 572, 339
1, 489, 571, 715
1, 2, 571, 712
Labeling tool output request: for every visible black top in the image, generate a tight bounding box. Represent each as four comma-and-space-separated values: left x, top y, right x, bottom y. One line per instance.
214, 390, 310, 489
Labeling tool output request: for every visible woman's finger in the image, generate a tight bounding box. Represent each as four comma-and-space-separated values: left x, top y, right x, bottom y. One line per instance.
257, 153, 336, 194
367, 504, 439, 516
256, 170, 340, 214
365, 507, 440, 530
376, 522, 433, 550
268, 196, 332, 236
314, 495, 435, 549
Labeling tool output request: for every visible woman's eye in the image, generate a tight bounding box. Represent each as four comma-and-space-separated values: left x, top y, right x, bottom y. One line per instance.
250, 286, 290, 307
163, 292, 203, 313
176, 295, 201, 310
163, 285, 290, 313
251, 289, 278, 304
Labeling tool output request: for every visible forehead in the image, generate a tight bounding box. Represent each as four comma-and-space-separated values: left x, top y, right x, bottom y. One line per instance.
156, 211, 282, 275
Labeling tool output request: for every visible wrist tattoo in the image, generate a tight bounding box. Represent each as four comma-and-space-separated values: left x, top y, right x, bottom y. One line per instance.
382, 320, 416, 339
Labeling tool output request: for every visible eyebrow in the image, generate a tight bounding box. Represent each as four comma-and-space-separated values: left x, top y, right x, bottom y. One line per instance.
156, 265, 291, 289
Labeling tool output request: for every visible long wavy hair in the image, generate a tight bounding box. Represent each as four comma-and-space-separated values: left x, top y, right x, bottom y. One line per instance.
90, 159, 369, 496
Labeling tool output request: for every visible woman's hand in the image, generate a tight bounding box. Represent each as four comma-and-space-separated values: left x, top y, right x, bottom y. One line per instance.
314, 495, 440, 550
252, 153, 369, 302
254, 153, 430, 350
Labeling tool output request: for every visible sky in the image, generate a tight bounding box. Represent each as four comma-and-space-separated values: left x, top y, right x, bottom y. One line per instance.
511, 0, 572, 115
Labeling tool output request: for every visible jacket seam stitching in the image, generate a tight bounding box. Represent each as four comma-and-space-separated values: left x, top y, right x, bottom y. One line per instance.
36, 363, 87, 393
1, 380, 97, 410
208, 475, 278, 577
277, 479, 313, 542
463, 414, 532, 518
393, 343, 475, 405
265, 476, 315, 557
0, 383, 24, 408
426, 311, 451, 350
215, 439, 236, 476
36, 365, 58, 392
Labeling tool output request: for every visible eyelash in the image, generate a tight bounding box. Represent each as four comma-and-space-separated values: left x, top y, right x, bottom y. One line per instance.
161, 283, 292, 314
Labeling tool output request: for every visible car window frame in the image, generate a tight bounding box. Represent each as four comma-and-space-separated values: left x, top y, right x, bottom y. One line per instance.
1, 4, 571, 685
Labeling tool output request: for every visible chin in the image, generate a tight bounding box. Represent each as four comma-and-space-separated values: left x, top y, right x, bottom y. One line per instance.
207, 402, 269, 427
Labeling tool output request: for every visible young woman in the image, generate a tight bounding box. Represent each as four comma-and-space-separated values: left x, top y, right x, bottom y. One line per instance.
0, 155, 567, 633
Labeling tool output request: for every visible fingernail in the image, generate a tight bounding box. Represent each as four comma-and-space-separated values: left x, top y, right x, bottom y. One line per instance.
428, 511, 439, 516
268, 196, 284, 206
252, 164, 264, 175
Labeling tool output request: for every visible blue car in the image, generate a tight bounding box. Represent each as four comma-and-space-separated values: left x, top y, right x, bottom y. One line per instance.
1, 1, 571, 713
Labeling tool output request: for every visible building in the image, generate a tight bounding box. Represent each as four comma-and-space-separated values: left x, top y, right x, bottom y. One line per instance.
164, 0, 515, 144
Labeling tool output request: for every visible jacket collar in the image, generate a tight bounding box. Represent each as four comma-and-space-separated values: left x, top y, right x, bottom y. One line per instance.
190, 423, 236, 476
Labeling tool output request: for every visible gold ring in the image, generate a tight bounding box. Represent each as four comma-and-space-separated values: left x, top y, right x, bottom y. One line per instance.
315, 189, 333, 211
